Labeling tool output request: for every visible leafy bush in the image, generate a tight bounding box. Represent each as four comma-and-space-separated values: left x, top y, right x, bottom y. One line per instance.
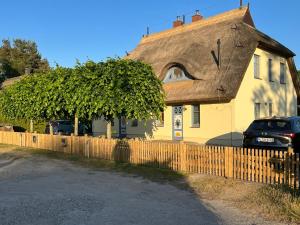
0, 114, 46, 133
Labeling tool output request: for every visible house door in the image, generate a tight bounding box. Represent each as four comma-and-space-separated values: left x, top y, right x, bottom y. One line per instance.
172, 106, 183, 141
119, 116, 127, 138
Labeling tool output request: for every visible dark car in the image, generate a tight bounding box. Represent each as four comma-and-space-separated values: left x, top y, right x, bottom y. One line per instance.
45, 120, 87, 135
243, 116, 300, 152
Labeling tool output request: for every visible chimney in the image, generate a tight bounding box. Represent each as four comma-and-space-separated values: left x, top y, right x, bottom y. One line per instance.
192, 10, 203, 22
173, 16, 184, 28
25, 67, 31, 75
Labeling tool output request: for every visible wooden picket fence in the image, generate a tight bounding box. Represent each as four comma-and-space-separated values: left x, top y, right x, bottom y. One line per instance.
0, 131, 299, 189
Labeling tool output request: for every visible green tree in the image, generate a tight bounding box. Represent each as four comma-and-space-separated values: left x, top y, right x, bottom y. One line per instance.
63, 61, 105, 135
99, 58, 165, 138
63, 58, 165, 138
0, 58, 165, 138
0, 39, 50, 79
0, 67, 71, 123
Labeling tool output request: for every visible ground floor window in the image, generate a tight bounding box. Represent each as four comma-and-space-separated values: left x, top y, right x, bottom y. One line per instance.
191, 105, 200, 127
156, 111, 164, 127
268, 102, 273, 117
131, 119, 138, 127
254, 103, 261, 119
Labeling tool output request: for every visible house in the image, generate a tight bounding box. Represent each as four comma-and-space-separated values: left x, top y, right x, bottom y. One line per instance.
93, 6, 300, 146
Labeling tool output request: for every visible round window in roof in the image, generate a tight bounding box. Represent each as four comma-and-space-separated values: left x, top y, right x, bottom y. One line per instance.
163, 67, 190, 83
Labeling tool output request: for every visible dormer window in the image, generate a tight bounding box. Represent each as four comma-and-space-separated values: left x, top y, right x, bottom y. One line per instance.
163, 66, 190, 83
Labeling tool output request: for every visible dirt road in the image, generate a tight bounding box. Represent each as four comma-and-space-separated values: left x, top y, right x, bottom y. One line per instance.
0, 147, 291, 225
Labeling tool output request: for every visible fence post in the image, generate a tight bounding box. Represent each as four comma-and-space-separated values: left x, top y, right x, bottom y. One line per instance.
284, 147, 294, 186
84, 134, 90, 158
288, 147, 294, 154
70, 134, 73, 154
19, 133, 22, 147
180, 142, 187, 172
225, 147, 234, 178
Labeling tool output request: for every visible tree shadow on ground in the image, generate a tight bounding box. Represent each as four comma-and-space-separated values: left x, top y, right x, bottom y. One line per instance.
111, 140, 188, 187
3, 142, 299, 223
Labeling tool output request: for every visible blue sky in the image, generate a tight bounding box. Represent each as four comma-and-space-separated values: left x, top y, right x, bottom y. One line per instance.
1, 0, 299, 69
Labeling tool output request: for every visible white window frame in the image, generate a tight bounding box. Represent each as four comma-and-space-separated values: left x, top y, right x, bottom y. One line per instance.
280, 62, 286, 84
131, 119, 138, 127
156, 111, 164, 127
268, 102, 273, 117
254, 103, 261, 119
268, 58, 273, 82
254, 54, 260, 79
191, 105, 200, 128
163, 67, 191, 83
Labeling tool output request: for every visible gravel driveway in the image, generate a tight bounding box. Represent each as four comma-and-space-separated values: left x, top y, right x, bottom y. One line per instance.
0, 147, 292, 225
0, 147, 223, 225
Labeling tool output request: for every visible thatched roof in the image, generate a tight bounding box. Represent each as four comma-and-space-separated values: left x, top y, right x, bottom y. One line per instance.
128, 7, 299, 104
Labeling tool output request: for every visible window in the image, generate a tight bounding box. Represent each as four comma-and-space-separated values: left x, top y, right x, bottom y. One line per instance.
268, 59, 273, 82
163, 67, 190, 83
254, 103, 261, 119
191, 105, 200, 127
268, 102, 273, 117
294, 120, 300, 132
249, 120, 291, 131
280, 62, 286, 84
254, 54, 260, 79
156, 111, 164, 127
131, 119, 138, 127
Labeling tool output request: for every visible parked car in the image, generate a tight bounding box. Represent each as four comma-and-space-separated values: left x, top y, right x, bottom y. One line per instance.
243, 116, 300, 152
45, 120, 87, 135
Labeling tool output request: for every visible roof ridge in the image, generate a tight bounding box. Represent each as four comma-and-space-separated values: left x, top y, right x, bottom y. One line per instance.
140, 7, 249, 44
243, 23, 295, 56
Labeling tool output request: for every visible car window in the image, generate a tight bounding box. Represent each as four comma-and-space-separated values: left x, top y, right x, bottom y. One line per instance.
58, 121, 72, 126
294, 120, 300, 132
249, 120, 291, 131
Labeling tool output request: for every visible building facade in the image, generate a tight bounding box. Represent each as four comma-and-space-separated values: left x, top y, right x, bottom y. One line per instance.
93, 6, 299, 146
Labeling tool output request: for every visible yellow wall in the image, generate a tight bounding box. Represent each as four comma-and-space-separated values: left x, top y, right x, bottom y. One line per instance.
92, 48, 297, 146
93, 118, 119, 137
92, 107, 173, 140
234, 48, 297, 138
181, 103, 235, 145
93, 103, 235, 145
